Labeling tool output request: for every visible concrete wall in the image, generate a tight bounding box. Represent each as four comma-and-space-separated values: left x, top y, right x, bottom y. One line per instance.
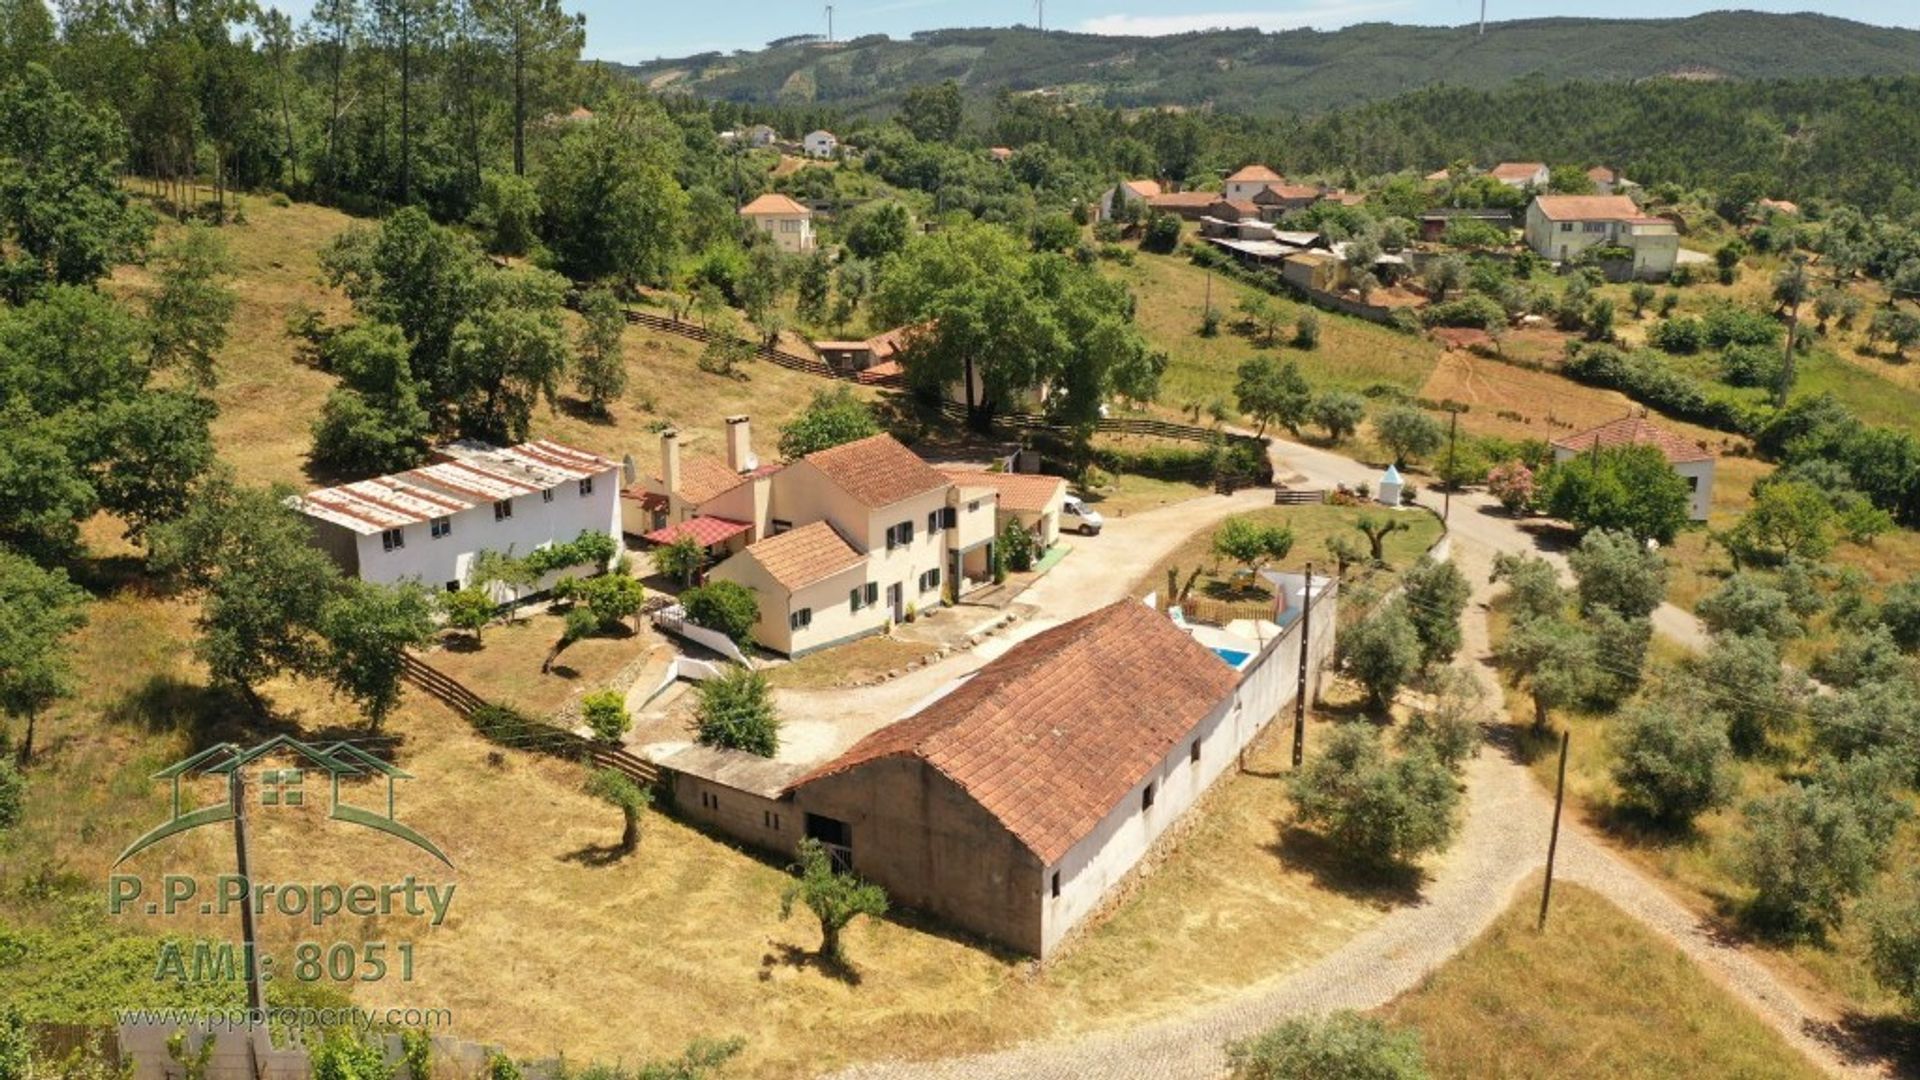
340, 466, 621, 592
794, 757, 1048, 956
671, 772, 795, 850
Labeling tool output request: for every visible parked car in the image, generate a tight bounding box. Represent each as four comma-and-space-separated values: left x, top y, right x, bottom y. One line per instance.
1063, 495, 1104, 536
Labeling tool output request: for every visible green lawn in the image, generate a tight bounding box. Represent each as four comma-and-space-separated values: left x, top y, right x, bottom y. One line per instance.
1132, 502, 1445, 605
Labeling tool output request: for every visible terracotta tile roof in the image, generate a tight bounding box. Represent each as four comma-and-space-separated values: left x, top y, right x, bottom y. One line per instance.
802, 433, 948, 509
1551, 414, 1713, 464
739, 193, 809, 217
1531, 195, 1643, 222
740, 520, 864, 590
1211, 198, 1260, 217
622, 489, 669, 513
1227, 165, 1282, 183
1122, 179, 1163, 198
989, 146, 1014, 161
643, 515, 751, 548
1586, 165, 1618, 182
1491, 161, 1547, 182
1758, 198, 1800, 216
940, 469, 1066, 513
1255, 183, 1321, 202
1147, 192, 1217, 209
792, 600, 1238, 864
670, 453, 751, 506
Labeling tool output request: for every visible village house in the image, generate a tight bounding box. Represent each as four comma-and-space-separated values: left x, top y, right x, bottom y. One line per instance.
1099, 178, 1161, 220
1418, 206, 1515, 243
1586, 166, 1635, 195
812, 324, 919, 377
1223, 164, 1284, 202
803, 129, 838, 159
988, 146, 1014, 163
1252, 183, 1325, 219
1551, 413, 1716, 520
739, 192, 815, 253
1523, 194, 1678, 279
938, 468, 1068, 548
1757, 198, 1801, 217
293, 440, 621, 594
620, 418, 775, 559
660, 592, 1338, 956
1207, 196, 1260, 223
1490, 161, 1551, 189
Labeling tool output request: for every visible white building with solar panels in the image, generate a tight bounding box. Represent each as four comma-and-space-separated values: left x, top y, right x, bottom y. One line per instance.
291, 440, 622, 595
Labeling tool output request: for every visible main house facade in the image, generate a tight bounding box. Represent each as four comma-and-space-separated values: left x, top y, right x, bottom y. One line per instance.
1524, 194, 1679, 279
739, 192, 815, 253
293, 440, 621, 593
627, 422, 1021, 655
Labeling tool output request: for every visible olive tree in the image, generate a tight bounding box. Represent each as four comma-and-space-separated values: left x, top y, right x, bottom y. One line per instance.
1609, 691, 1737, 828
1289, 724, 1459, 871
1337, 600, 1420, 709
780, 837, 888, 967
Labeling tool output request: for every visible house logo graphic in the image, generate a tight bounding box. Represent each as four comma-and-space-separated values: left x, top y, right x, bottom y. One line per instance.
113, 734, 452, 867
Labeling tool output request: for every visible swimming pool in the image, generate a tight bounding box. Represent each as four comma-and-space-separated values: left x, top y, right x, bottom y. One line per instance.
1211, 646, 1253, 669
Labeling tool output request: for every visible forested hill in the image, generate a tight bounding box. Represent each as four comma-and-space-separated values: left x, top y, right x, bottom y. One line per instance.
617, 11, 1920, 116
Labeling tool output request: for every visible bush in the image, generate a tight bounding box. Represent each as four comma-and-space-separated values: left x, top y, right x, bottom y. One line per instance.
1695, 632, 1801, 756
1609, 692, 1736, 828
1740, 777, 1886, 938
522, 531, 619, 578
1585, 606, 1651, 709
1696, 574, 1802, 641
1400, 557, 1470, 668
1648, 316, 1705, 354
694, 665, 780, 757
1293, 310, 1320, 349
312, 1034, 393, 1080
1703, 303, 1780, 349
1289, 724, 1459, 871
1337, 600, 1421, 708
1879, 579, 1920, 651
1866, 871, 1920, 1015
556, 572, 645, 631
0, 758, 21, 831
1226, 1011, 1429, 1079
1485, 460, 1535, 512
1421, 294, 1505, 331
1000, 518, 1037, 572
1719, 343, 1783, 389
1142, 212, 1181, 254
680, 581, 760, 645
1567, 528, 1666, 619
582, 689, 630, 743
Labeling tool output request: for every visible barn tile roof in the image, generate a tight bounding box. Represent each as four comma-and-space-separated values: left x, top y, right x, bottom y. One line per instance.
1551, 414, 1714, 464
1491, 161, 1547, 182
739, 193, 810, 217
739, 520, 864, 590
643, 516, 751, 548
802, 433, 949, 509
1531, 195, 1642, 222
791, 600, 1238, 864
1122, 179, 1163, 198
1227, 165, 1283, 183
667, 454, 752, 507
939, 469, 1066, 514
294, 440, 612, 535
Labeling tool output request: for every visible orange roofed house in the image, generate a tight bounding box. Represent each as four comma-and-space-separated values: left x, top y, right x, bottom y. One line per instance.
738, 192, 814, 253
1524, 194, 1678, 280
659, 596, 1340, 956
626, 422, 1024, 655
1490, 161, 1550, 189
1552, 413, 1716, 520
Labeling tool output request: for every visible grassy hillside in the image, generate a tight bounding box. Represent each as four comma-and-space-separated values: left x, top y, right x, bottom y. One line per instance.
622, 13, 1920, 116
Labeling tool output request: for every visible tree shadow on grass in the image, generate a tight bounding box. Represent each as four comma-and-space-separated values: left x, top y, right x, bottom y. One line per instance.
556, 396, 616, 425
559, 842, 631, 868
762, 942, 863, 986
104, 674, 257, 750
1267, 826, 1427, 908
1822, 1012, 1920, 1076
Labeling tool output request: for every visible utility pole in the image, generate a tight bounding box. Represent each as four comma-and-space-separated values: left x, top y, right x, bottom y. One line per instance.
1292, 563, 1313, 769
1537, 729, 1570, 929
1442, 409, 1458, 522
230, 767, 271, 1072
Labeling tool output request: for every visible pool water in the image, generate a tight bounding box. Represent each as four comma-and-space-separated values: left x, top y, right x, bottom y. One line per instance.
1212, 646, 1253, 669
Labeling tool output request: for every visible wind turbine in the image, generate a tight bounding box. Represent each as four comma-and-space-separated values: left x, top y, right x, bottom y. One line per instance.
1478, 0, 1487, 37
1034, 0, 1044, 32
825, 4, 834, 42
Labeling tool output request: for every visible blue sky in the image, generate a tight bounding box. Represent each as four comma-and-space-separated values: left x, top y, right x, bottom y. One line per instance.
262, 2, 1920, 64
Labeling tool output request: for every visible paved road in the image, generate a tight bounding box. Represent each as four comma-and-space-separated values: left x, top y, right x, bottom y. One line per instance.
828, 438, 1866, 1080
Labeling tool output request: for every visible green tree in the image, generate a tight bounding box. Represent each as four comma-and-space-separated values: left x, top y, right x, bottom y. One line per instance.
321, 209, 482, 419
795, 249, 832, 325
1373, 405, 1443, 467
1338, 599, 1420, 709
572, 285, 628, 415
1234, 355, 1312, 436
778, 386, 880, 459
1401, 556, 1470, 668
473, 170, 542, 255
1696, 573, 1802, 641
1740, 778, 1885, 938
1724, 480, 1835, 565
1236, 292, 1286, 346
899, 80, 962, 142
1609, 690, 1737, 829
694, 664, 778, 756
1397, 666, 1483, 773
0, 757, 21, 830
780, 836, 888, 967
1226, 1011, 1429, 1080
583, 767, 650, 856
310, 321, 433, 474
319, 580, 436, 731
1293, 310, 1320, 350
1210, 516, 1294, 577
471, 0, 585, 176
842, 201, 912, 262
558, 572, 645, 632
652, 535, 704, 589
1567, 528, 1666, 618
146, 223, 235, 388
1695, 633, 1801, 756
536, 101, 687, 285
1354, 515, 1409, 564
311, 1033, 390, 1080
0, 548, 87, 764
1422, 253, 1466, 302
1866, 871, 1920, 1015
681, 581, 759, 645
1541, 444, 1691, 543
443, 587, 495, 643
582, 689, 629, 743
1496, 615, 1594, 729
1490, 551, 1567, 623
449, 268, 571, 443
1289, 723, 1459, 870
1309, 390, 1366, 443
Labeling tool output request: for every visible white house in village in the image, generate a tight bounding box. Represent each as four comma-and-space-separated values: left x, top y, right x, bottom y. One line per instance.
1490, 161, 1551, 189
739, 193, 815, 253
802, 130, 838, 159
1551, 413, 1716, 521
624, 421, 1027, 656
292, 440, 622, 594
1223, 164, 1284, 202
1524, 195, 1678, 279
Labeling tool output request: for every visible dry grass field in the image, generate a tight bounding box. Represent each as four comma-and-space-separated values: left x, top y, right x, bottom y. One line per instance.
1383, 881, 1827, 1079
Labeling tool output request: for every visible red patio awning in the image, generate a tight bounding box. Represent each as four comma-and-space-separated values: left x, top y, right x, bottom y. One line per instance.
643, 516, 751, 548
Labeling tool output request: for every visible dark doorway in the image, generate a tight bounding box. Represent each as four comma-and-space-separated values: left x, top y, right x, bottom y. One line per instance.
805, 813, 853, 872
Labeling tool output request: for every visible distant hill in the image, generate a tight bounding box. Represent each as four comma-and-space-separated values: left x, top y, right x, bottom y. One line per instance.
614, 12, 1920, 116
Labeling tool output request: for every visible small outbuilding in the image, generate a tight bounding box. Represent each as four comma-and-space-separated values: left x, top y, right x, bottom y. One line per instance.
1376, 464, 1404, 507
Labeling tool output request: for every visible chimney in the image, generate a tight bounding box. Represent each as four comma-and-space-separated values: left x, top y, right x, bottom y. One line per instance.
725, 415, 752, 472
660, 428, 681, 498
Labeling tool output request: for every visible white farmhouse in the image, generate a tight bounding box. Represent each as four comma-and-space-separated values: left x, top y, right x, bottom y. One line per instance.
802, 129, 838, 159
293, 440, 622, 594
1550, 414, 1716, 521
739, 193, 815, 253
1524, 194, 1678, 280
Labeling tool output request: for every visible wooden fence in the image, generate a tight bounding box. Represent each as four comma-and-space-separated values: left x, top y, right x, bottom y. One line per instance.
399, 654, 658, 786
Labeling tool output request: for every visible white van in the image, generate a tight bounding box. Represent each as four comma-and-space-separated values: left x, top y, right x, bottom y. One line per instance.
1062, 495, 1104, 536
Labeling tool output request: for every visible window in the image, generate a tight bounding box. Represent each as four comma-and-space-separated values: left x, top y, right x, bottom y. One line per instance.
927, 510, 942, 534
578, 477, 594, 497
849, 587, 865, 612
790, 608, 812, 631
1142, 781, 1156, 811
381, 527, 405, 552
430, 516, 451, 539
445, 580, 459, 593
1051, 871, 1061, 899
885, 525, 897, 551
864, 583, 879, 606
771, 519, 793, 535
919, 568, 942, 593
542, 487, 555, 503
764, 811, 782, 830
494, 499, 513, 521
942, 507, 958, 529
886, 521, 914, 549
1190, 740, 1201, 765
1559, 222, 1574, 232
1584, 221, 1607, 234
968, 500, 982, 512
